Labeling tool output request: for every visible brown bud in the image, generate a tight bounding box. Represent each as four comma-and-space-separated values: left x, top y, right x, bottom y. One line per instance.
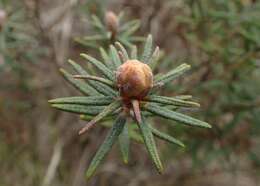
0, 9, 7, 31
116, 60, 153, 100
105, 11, 118, 38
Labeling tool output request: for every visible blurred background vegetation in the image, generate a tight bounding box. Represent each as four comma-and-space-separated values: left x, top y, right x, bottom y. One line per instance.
0, 0, 259, 185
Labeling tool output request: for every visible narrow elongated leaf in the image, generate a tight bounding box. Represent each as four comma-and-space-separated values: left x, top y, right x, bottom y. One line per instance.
110, 45, 122, 67
123, 21, 141, 36
149, 125, 185, 147
118, 122, 130, 164
146, 95, 200, 107
68, 60, 117, 96
86, 115, 126, 179
154, 63, 191, 84
74, 75, 114, 88
83, 118, 143, 143
145, 103, 212, 128
129, 36, 145, 42
60, 69, 97, 96
99, 47, 114, 69
174, 95, 193, 100
74, 38, 98, 49
131, 45, 138, 59
91, 15, 105, 30
115, 42, 129, 62
83, 35, 107, 41
49, 96, 113, 106
51, 104, 105, 116
120, 20, 140, 32
80, 114, 113, 122
138, 114, 163, 173
79, 101, 121, 135
80, 53, 114, 81
118, 37, 133, 48
150, 46, 160, 70
141, 34, 153, 64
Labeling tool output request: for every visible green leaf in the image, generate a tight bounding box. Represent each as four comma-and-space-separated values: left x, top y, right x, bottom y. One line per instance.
68, 60, 117, 96
74, 75, 114, 88
154, 63, 191, 84
86, 115, 126, 179
118, 122, 130, 164
141, 34, 153, 64
80, 53, 114, 81
150, 46, 160, 70
149, 125, 185, 147
174, 95, 193, 100
129, 36, 146, 42
146, 95, 200, 107
83, 35, 107, 41
99, 47, 114, 70
130, 45, 138, 59
80, 114, 113, 122
123, 20, 141, 36
94, 121, 143, 143
145, 103, 212, 128
74, 37, 98, 49
138, 114, 163, 173
118, 37, 133, 48
120, 20, 140, 33
91, 15, 105, 30
51, 104, 105, 116
79, 101, 121, 135
110, 45, 122, 67
48, 96, 113, 106
115, 42, 129, 62
60, 68, 97, 96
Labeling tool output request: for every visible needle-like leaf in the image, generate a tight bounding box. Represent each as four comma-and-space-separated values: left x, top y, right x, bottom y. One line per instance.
80, 53, 114, 81
118, 123, 130, 164
60, 69, 97, 96
99, 47, 114, 70
150, 46, 160, 70
115, 42, 129, 62
154, 63, 191, 85
68, 60, 117, 96
145, 103, 212, 128
51, 104, 105, 116
74, 75, 114, 88
123, 20, 141, 36
120, 20, 140, 33
86, 115, 126, 179
91, 15, 105, 30
146, 95, 200, 107
79, 101, 121, 135
149, 125, 185, 147
48, 96, 113, 106
110, 45, 122, 67
138, 114, 163, 173
174, 95, 193, 100
141, 34, 153, 64
130, 45, 138, 59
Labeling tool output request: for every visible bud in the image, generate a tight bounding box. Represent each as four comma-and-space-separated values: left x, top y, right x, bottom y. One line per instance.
105, 11, 118, 38
0, 9, 6, 31
116, 60, 153, 100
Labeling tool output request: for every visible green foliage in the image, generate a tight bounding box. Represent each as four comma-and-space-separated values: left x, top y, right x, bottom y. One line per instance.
118, 123, 130, 164
0, 1, 42, 72
86, 114, 126, 179
50, 35, 211, 179
166, 0, 260, 167
75, 10, 144, 49
138, 114, 163, 173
